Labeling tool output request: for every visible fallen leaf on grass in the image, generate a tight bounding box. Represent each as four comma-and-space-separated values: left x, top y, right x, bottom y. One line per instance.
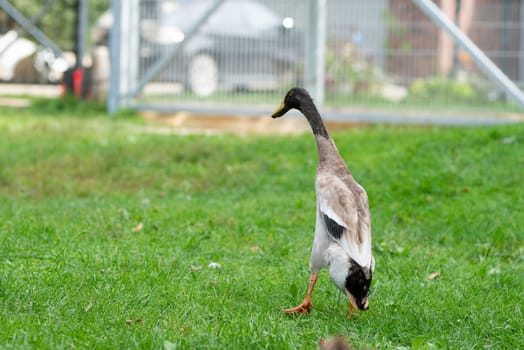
132, 222, 143, 232
427, 272, 441, 280
84, 300, 94, 312
250, 245, 260, 253
191, 265, 203, 271
126, 318, 143, 324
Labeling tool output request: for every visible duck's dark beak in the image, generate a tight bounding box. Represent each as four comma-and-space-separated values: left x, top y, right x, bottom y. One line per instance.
345, 290, 368, 317
271, 102, 289, 118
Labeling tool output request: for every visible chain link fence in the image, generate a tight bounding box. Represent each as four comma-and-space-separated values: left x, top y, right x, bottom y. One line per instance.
2, 0, 524, 119
106, 0, 523, 118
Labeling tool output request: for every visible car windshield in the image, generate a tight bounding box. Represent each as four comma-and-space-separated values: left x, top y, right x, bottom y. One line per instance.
160, 0, 281, 36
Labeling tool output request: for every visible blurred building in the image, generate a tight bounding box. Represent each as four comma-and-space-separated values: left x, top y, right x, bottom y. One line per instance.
387, 0, 522, 82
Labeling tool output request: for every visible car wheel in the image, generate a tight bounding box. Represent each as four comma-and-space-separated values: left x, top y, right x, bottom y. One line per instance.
187, 54, 218, 97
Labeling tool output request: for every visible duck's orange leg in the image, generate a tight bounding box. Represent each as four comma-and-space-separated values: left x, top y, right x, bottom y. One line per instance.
282, 274, 318, 314
347, 302, 356, 319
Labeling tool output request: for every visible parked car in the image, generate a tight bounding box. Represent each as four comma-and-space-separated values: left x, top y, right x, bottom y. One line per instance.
0, 30, 69, 83
94, 0, 302, 96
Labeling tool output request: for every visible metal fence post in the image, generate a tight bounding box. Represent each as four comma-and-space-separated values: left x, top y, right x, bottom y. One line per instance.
121, 0, 139, 107
108, 0, 139, 113
520, 2, 524, 82
304, 0, 326, 107
75, 0, 88, 68
107, 0, 121, 114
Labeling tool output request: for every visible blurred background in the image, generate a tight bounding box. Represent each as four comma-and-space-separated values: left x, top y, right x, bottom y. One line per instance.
1, 0, 524, 121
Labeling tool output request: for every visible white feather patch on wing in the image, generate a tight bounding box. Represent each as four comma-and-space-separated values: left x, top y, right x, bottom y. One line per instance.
317, 175, 372, 268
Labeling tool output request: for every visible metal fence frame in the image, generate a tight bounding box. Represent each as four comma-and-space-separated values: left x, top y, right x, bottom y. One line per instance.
108, 0, 524, 118
108, 0, 330, 114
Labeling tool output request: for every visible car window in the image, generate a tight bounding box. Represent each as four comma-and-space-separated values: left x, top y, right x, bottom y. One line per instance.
239, 1, 280, 31
160, 0, 280, 36
207, 0, 279, 34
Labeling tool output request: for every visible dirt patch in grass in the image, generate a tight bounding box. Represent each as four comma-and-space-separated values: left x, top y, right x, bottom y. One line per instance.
141, 111, 365, 135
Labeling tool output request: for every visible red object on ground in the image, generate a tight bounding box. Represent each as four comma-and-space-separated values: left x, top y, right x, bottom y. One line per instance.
72, 68, 84, 97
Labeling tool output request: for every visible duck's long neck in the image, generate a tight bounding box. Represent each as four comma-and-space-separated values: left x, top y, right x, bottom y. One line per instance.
301, 100, 329, 139
301, 100, 339, 163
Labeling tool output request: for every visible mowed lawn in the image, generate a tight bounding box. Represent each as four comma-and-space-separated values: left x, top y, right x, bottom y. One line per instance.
0, 101, 523, 349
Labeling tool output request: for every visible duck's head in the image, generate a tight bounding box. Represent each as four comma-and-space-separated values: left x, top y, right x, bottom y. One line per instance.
272, 87, 312, 118
344, 257, 374, 312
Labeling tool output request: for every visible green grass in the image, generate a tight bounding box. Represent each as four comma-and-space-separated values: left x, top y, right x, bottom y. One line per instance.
1, 99, 523, 349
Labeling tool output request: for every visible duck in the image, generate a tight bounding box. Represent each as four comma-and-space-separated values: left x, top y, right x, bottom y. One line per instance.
271, 87, 374, 318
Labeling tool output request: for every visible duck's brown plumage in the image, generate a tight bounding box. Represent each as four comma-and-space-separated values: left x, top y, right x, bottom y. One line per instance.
315, 136, 371, 264
272, 87, 374, 317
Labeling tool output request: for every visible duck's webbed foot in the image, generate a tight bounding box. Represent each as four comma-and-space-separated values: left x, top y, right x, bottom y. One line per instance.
282, 300, 313, 314
282, 274, 318, 315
